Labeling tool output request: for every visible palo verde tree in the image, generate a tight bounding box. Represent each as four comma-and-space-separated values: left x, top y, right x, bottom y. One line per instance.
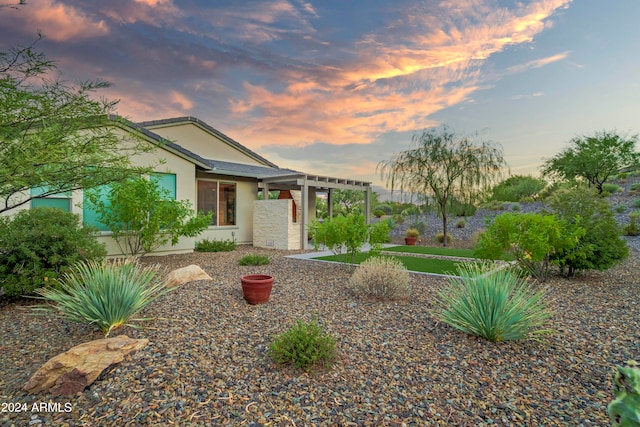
0, 37, 156, 214
541, 131, 640, 194
378, 126, 506, 246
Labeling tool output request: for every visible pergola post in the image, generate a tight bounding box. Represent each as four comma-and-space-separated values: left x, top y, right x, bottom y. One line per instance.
364, 185, 371, 223
301, 176, 309, 249
327, 188, 333, 218
262, 182, 269, 200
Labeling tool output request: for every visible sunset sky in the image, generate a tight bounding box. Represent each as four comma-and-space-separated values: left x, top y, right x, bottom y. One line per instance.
2, 0, 639, 190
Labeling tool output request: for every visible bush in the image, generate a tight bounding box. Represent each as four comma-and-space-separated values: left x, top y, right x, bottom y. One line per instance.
406, 228, 420, 238
435, 232, 452, 244
196, 238, 236, 252
269, 317, 337, 372
549, 187, 629, 276
85, 177, 212, 257
238, 254, 270, 266
634, 198, 640, 208
447, 198, 477, 216
624, 211, 640, 236
392, 214, 405, 224
474, 212, 583, 282
602, 183, 622, 194
348, 256, 409, 300
373, 209, 386, 218
615, 204, 627, 213
480, 200, 507, 211
510, 202, 521, 211
374, 204, 392, 215
432, 263, 552, 342
408, 221, 426, 236
629, 183, 640, 192
309, 214, 368, 262
456, 218, 466, 228
489, 175, 547, 202
31, 260, 174, 337
0, 208, 107, 298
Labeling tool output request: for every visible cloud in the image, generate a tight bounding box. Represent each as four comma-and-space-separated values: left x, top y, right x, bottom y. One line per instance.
507, 51, 570, 74
223, 0, 573, 149
1, 0, 109, 41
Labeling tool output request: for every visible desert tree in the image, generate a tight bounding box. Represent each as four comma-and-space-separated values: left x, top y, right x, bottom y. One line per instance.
378, 126, 506, 246
0, 37, 156, 213
541, 131, 640, 194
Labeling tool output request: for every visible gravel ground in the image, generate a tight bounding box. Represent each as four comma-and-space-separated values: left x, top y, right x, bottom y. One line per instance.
1, 240, 639, 426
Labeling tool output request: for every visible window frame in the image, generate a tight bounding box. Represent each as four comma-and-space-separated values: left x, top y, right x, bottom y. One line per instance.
196, 179, 237, 227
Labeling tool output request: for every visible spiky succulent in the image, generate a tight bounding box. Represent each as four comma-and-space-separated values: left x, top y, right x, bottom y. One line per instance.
608, 360, 640, 427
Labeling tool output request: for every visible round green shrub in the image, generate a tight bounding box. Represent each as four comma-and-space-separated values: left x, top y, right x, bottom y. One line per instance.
269, 317, 337, 372
456, 219, 467, 228
0, 208, 107, 298
373, 209, 386, 218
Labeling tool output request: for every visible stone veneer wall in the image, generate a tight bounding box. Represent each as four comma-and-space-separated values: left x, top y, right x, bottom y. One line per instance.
253, 199, 301, 250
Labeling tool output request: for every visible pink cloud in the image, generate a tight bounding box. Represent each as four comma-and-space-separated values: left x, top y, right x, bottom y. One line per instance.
22, 0, 109, 41
224, 0, 572, 150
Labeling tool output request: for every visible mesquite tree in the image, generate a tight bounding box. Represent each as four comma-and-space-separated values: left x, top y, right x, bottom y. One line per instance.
378, 126, 506, 246
0, 38, 155, 213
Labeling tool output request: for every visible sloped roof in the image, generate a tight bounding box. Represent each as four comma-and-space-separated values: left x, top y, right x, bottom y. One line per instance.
137, 116, 278, 168
202, 159, 301, 179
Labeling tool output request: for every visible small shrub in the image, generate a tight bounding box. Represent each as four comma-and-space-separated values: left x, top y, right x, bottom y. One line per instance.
634, 198, 640, 208
269, 317, 337, 372
435, 232, 452, 244
238, 254, 270, 266
629, 183, 640, 192
196, 238, 236, 252
31, 260, 174, 337
615, 204, 627, 213
348, 256, 409, 300
519, 196, 536, 203
375, 204, 392, 215
480, 200, 506, 210
510, 202, 521, 211
624, 211, 640, 236
373, 209, 386, 218
602, 183, 622, 194
408, 221, 426, 235
0, 208, 107, 297
392, 214, 405, 225
456, 218, 466, 228
406, 228, 420, 238
432, 263, 553, 342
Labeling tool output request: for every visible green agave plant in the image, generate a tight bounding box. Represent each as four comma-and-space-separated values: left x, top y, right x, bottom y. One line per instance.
432, 262, 553, 342
32, 260, 175, 337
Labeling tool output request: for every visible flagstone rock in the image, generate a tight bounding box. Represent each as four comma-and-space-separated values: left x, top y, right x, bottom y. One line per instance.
23, 335, 148, 395
166, 264, 212, 287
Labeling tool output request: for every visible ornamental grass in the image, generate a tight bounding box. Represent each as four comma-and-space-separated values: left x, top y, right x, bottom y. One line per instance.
432, 262, 553, 342
31, 260, 174, 337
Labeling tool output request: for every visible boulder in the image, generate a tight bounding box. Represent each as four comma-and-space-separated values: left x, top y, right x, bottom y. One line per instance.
24, 335, 148, 395
166, 264, 212, 287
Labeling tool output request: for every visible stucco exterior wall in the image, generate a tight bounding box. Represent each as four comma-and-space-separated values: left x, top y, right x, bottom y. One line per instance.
144, 122, 266, 166
253, 199, 301, 250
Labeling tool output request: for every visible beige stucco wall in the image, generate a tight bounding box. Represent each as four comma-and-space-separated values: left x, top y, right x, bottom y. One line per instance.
253, 199, 301, 250
145, 122, 266, 166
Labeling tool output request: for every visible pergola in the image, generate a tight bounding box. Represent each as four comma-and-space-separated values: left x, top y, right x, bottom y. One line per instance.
259, 173, 371, 249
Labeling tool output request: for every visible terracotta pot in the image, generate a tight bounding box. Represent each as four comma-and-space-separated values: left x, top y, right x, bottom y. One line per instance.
404, 236, 418, 246
241, 274, 274, 304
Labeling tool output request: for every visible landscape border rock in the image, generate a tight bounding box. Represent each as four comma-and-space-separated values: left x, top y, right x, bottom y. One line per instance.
23, 335, 148, 396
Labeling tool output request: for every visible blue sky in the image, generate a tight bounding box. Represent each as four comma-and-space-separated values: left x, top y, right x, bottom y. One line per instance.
1, 0, 639, 190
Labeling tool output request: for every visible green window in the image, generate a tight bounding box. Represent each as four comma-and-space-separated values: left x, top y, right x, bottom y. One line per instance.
82, 173, 177, 231
30, 186, 71, 212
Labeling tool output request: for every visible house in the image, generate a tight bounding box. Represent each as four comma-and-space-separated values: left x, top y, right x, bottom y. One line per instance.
22, 116, 372, 256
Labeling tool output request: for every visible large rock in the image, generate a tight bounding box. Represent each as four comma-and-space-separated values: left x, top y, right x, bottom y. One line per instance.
166, 264, 212, 287
24, 335, 148, 395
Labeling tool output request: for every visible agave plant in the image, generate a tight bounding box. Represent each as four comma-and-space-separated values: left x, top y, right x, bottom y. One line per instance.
32, 260, 174, 337
432, 262, 553, 342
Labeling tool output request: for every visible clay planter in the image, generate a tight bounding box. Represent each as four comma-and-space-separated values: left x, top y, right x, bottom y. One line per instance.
241, 274, 274, 304
404, 237, 418, 246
